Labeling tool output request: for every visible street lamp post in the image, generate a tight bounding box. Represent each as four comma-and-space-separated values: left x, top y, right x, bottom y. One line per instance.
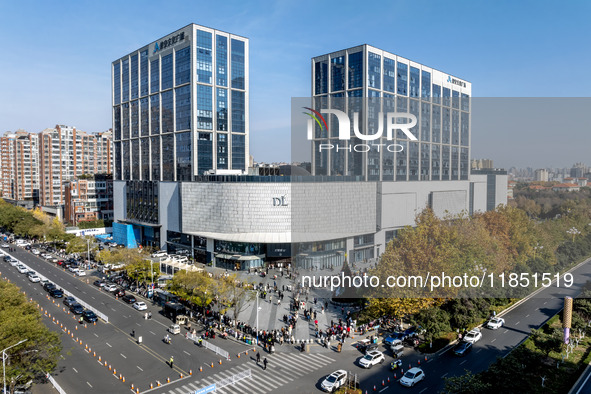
2, 339, 27, 394
86, 238, 91, 268
255, 289, 261, 346
150, 260, 154, 287
256, 289, 259, 345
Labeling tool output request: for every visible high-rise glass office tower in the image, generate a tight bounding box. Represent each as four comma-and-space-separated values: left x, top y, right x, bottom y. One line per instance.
311, 44, 471, 182
112, 24, 249, 182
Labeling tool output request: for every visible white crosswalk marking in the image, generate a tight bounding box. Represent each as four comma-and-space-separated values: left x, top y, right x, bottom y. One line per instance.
313, 353, 337, 362
268, 357, 308, 374
227, 374, 263, 393
215, 371, 257, 393
165, 353, 335, 394
284, 353, 331, 369
257, 369, 293, 385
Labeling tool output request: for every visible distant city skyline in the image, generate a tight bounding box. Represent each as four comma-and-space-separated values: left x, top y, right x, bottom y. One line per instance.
0, 1, 589, 168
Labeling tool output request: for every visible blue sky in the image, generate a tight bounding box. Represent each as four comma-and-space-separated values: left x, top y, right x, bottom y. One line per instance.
0, 0, 589, 168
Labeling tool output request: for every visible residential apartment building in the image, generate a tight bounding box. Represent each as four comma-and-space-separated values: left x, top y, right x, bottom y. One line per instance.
0, 131, 39, 207
64, 174, 114, 225
0, 133, 16, 199
534, 169, 549, 182
39, 125, 112, 207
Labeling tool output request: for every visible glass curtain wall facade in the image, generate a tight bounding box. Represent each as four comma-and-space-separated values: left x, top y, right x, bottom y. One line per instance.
311, 44, 471, 181
112, 24, 249, 183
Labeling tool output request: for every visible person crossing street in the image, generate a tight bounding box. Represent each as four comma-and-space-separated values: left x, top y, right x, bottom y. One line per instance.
263, 357, 268, 370
169, 356, 174, 369
256, 352, 261, 364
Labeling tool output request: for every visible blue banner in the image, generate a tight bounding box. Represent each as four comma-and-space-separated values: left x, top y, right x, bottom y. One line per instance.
195, 384, 216, 394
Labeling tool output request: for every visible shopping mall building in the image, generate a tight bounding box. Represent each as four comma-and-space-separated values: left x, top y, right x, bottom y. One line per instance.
111, 25, 506, 270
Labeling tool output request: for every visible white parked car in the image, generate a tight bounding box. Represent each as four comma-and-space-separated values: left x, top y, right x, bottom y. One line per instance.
170, 255, 188, 263
151, 251, 167, 258
9, 259, 19, 267
68, 266, 79, 273
486, 317, 505, 330
17, 265, 28, 274
76, 270, 87, 277
464, 328, 483, 343
321, 370, 347, 392
133, 301, 147, 311
400, 367, 425, 387
1, 243, 9, 248
41, 253, 52, 259
31, 249, 40, 255
358, 350, 385, 369
28, 273, 41, 283
103, 284, 118, 292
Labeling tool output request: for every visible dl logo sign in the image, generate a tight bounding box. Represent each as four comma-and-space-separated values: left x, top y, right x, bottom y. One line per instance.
272, 195, 288, 207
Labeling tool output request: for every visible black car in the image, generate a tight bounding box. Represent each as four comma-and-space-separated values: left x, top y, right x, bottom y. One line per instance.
113, 288, 125, 297
121, 294, 136, 304
82, 310, 98, 323
453, 341, 473, 356
63, 296, 76, 307
43, 282, 57, 292
49, 289, 64, 298
362, 342, 379, 354
25, 245, 32, 250
93, 280, 105, 287
69, 303, 84, 315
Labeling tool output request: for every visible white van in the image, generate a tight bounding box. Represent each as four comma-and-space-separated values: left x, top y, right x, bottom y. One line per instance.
15, 239, 31, 247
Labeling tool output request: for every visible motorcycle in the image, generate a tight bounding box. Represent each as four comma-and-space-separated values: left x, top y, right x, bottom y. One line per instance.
391, 359, 402, 370
163, 335, 171, 344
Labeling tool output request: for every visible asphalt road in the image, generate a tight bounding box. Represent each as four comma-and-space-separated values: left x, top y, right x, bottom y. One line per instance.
3, 245, 591, 393
0, 246, 255, 393
389, 256, 591, 394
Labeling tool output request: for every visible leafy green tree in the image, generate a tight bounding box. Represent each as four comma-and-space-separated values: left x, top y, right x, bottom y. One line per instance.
442, 369, 491, 393
215, 274, 254, 320
66, 236, 87, 254
46, 218, 68, 248
126, 259, 160, 285
411, 307, 451, 343
531, 328, 562, 357
97, 247, 148, 266
0, 281, 61, 393
12, 215, 42, 237
167, 270, 216, 308
77, 219, 109, 229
